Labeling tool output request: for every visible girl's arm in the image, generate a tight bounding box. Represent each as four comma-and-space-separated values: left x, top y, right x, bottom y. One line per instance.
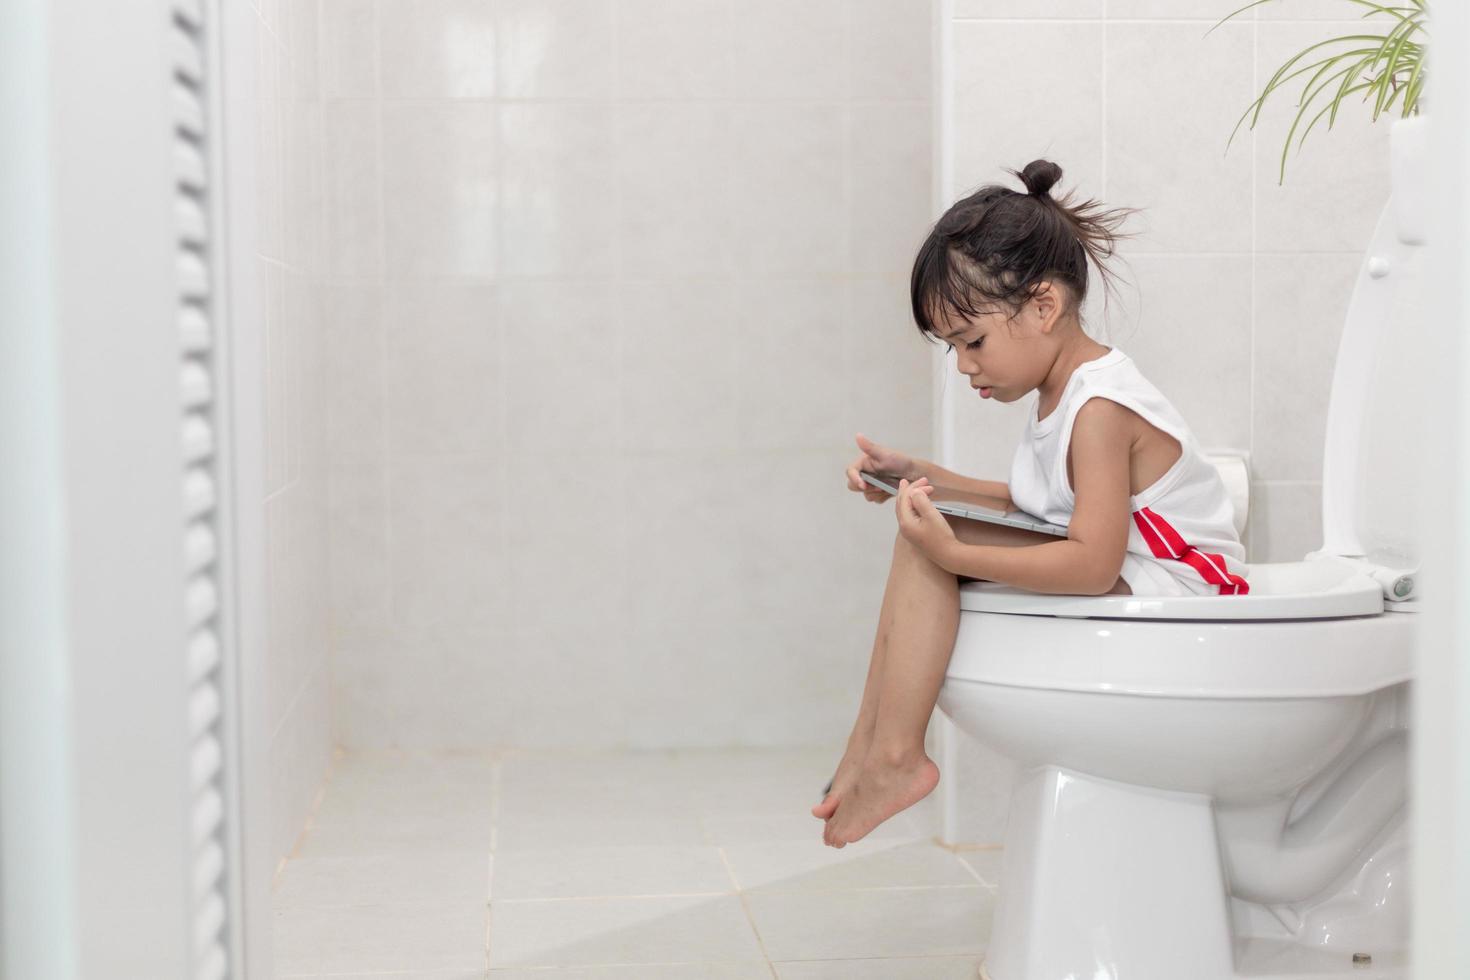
910, 459, 1013, 509
932, 398, 1133, 596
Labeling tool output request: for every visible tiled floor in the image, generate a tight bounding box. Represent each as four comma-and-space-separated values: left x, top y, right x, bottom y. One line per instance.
272, 745, 1002, 978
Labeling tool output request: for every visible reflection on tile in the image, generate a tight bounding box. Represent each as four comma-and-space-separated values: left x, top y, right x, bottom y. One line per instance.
497, 0, 615, 99
380, 0, 496, 98
776, 956, 983, 980
489, 894, 764, 968
724, 838, 979, 893
492, 844, 733, 899
746, 887, 993, 961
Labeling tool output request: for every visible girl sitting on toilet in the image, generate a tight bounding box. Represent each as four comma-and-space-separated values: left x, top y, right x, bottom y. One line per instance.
814, 158, 1250, 848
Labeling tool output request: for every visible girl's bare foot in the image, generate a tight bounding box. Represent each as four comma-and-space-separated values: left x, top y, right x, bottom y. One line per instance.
811, 735, 872, 820
822, 750, 939, 847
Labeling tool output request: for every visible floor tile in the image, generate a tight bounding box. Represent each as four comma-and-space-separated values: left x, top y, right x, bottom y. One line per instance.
273, 851, 492, 907
494, 810, 708, 850
723, 839, 977, 893
492, 844, 733, 899
744, 887, 993, 961
958, 847, 1003, 888
296, 805, 494, 857
490, 966, 772, 979
273, 903, 486, 974
774, 956, 982, 979
488, 895, 765, 968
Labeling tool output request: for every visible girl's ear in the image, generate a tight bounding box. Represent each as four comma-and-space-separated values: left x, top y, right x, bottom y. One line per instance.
1032, 280, 1059, 332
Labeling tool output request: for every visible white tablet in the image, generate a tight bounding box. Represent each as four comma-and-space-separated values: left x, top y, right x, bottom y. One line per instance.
859, 471, 1069, 538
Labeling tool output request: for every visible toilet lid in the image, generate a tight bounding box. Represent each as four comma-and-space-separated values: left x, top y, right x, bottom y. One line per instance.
1317, 193, 1424, 572
960, 557, 1383, 621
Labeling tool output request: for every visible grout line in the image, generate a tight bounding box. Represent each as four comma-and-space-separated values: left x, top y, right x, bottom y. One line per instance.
1250, 4, 1259, 561
719, 846, 777, 974
486, 883, 988, 904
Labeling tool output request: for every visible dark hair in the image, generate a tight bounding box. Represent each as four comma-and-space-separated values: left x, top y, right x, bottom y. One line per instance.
910, 159, 1142, 343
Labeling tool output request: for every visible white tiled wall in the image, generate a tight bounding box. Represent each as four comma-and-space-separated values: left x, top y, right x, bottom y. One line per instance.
256, 0, 334, 867
318, 0, 938, 749
938, 0, 1396, 844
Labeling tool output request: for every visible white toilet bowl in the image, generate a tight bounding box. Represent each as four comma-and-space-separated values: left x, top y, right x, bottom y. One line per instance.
940, 559, 1414, 980
937, 117, 1428, 980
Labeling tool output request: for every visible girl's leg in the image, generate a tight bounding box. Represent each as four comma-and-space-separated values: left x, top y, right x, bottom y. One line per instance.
815, 515, 1069, 821
823, 529, 955, 846
811, 535, 910, 819
823, 517, 1124, 847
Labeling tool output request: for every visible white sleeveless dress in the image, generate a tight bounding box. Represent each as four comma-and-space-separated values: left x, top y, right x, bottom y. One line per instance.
1007, 347, 1250, 597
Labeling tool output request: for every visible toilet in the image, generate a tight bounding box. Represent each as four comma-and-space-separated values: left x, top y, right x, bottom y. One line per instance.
937, 120, 1427, 980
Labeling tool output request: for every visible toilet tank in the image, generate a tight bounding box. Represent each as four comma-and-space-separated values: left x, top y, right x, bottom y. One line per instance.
1317, 118, 1427, 572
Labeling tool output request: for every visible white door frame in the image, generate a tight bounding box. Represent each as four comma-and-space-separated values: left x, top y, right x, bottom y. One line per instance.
0, 1, 271, 976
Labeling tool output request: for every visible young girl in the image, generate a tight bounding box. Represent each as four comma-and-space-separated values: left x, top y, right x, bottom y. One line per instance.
813, 159, 1250, 848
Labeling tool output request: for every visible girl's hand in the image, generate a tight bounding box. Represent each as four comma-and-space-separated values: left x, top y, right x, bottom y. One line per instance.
845, 433, 922, 504
896, 477, 956, 560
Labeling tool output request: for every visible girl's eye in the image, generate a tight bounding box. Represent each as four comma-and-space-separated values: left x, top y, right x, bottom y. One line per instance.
966, 338, 984, 350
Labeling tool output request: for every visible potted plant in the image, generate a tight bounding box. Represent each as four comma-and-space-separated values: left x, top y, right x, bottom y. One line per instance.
1209, 0, 1427, 185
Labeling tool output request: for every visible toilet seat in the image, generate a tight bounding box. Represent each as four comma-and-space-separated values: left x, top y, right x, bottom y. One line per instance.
946, 609, 1413, 698
959, 557, 1385, 622
950, 556, 1415, 699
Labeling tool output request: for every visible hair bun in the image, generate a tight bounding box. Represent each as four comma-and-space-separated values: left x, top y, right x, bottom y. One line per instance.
1008, 159, 1062, 199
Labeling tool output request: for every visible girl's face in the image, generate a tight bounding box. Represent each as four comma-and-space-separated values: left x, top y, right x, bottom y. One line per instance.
931, 285, 1063, 403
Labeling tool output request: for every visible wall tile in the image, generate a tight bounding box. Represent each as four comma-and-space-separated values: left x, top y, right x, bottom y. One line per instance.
615, 0, 734, 100
320, 0, 937, 753
380, 0, 496, 98
322, 279, 385, 464
320, 0, 379, 98
1251, 251, 1358, 482
849, 103, 932, 278
498, 104, 617, 279
382, 102, 498, 277
500, 449, 630, 635
1105, 21, 1254, 252
954, 0, 1101, 17
727, 103, 847, 279
845, 278, 933, 466
496, 0, 616, 99
613, 102, 735, 281
950, 21, 1103, 203
1248, 480, 1323, 563
730, 0, 847, 101
387, 455, 511, 632
1252, 21, 1394, 251
322, 100, 384, 275
384, 279, 502, 457
1113, 253, 1253, 454
849, 0, 933, 101
617, 281, 740, 452
733, 280, 849, 451
499, 280, 622, 454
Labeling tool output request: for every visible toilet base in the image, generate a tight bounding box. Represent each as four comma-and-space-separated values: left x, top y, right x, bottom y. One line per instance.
982, 765, 1236, 980
980, 942, 1405, 980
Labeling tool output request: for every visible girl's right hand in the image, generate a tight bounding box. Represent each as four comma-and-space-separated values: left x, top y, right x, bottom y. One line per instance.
846, 433, 923, 503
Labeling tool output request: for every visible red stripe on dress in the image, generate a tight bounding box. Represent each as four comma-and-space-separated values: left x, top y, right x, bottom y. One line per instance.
1136, 506, 1250, 595
1132, 511, 1173, 559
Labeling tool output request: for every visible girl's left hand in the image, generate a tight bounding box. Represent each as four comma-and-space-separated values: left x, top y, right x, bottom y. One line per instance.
896, 477, 956, 559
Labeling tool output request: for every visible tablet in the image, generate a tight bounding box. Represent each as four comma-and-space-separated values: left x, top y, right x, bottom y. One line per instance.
859, 471, 1069, 538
